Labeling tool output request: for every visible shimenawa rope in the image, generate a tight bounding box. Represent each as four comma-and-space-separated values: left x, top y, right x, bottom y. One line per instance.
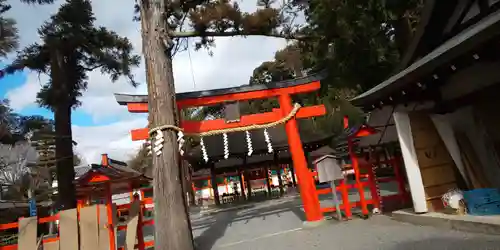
148, 103, 302, 138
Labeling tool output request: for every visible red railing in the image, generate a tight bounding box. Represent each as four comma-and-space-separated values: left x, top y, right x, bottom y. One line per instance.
314, 157, 409, 219
0, 197, 156, 250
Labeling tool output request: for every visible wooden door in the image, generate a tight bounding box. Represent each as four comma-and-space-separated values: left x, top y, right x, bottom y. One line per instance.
409, 112, 458, 211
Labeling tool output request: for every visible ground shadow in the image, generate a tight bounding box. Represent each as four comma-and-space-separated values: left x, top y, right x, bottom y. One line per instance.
194, 210, 238, 250
192, 199, 305, 232
390, 237, 500, 250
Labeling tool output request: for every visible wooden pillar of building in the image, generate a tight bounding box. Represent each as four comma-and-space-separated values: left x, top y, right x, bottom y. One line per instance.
210, 164, 220, 205
279, 94, 322, 222
264, 166, 272, 197
277, 166, 284, 196
238, 168, 246, 200
245, 170, 252, 200
289, 164, 297, 186
273, 153, 284, 196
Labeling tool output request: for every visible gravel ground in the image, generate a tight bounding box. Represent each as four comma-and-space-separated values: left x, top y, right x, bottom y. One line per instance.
192, 199, 500, 250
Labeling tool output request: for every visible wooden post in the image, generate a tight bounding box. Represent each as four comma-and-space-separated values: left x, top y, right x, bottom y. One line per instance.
339, 179, 351, 218
279, 94, 322, 222
104, 184, 116, 250
367, 162, 381, 212
133, 194, 145, 250
348, 138, 369, 216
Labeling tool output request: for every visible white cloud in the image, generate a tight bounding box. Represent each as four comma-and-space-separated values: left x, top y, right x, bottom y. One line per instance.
5, 72, 46, 110
4, 0, 289, 163
72, 117, 147, 163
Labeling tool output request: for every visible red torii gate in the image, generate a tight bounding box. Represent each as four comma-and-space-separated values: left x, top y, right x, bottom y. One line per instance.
115, 75, 327, 222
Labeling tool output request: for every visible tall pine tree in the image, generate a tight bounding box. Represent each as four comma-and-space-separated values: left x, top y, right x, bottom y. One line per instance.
6, 0, 139, 209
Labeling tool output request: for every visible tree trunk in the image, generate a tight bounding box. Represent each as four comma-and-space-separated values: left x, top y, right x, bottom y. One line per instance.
51, 49, 77, 210
140, 1, 194, 249
53, 102, 77, 209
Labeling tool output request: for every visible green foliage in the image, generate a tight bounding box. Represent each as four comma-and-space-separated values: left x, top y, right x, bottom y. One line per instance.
0, 100, 53, 144
243, 0, 424, 135
299, 0, 423, 91
0, 0, 55, 59
0, 0, 18, 58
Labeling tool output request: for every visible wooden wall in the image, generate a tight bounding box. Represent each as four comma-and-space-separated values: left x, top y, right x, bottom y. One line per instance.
409, 112, 459, 211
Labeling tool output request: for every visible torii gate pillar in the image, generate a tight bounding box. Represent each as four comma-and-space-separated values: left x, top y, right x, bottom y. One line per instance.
279, 94, 323, 221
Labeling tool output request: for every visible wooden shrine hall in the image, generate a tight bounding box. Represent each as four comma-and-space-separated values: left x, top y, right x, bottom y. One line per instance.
184, 124, 334, 205
115, 73, 334, 222
351, 0, 500, 214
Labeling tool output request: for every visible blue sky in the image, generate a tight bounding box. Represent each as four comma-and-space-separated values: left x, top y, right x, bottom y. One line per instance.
0, 66, 122, 127
2, 0, 287, 163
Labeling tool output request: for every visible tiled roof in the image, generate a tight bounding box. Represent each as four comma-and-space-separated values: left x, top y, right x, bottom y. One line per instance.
74, 165, 91, 178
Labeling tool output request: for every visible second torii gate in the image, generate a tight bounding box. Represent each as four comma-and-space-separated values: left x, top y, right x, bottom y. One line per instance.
114, 74, 327, 222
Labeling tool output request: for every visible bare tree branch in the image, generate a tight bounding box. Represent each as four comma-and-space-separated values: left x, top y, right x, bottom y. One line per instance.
171, 30, 309, 40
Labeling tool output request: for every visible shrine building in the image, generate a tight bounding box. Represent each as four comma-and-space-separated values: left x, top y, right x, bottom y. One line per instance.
351, 0, 500, 214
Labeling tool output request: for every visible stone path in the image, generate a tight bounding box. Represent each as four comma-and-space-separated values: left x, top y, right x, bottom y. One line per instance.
192, 198, 500, 250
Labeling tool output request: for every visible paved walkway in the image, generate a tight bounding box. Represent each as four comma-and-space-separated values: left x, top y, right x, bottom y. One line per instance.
191, 199, 500, 250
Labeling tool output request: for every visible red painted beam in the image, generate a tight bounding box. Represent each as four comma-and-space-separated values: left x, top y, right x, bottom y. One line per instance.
130, 104, 326, 141
126, 81, 321, 113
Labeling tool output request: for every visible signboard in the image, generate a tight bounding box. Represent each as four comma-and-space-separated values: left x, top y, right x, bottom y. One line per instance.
28, 199, 37, 217
315, 156, 343, 183
314, 155, 344, 220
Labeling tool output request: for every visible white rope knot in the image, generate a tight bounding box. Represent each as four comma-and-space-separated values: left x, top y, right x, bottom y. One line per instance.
147, 125, 184, 156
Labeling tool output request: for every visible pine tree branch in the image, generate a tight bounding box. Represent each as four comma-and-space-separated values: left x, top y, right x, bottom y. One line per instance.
171, 30, 309, 40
